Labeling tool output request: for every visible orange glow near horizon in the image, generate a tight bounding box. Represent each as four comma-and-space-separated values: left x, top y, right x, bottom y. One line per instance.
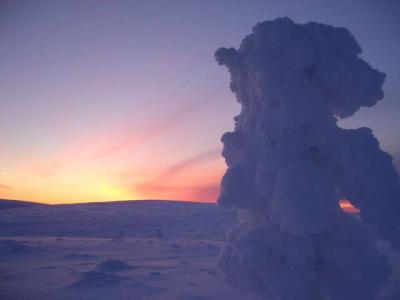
0, 126, 225, 204
0, 160, 223, 204
339, 199, 360, 214
0, 164, 224, 205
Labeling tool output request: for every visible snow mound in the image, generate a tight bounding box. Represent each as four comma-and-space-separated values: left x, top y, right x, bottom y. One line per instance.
67, 270, 129, 288
95, 259, 136, 272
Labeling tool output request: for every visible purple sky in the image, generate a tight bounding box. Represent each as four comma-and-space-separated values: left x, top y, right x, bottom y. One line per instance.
0, 0, 399, 203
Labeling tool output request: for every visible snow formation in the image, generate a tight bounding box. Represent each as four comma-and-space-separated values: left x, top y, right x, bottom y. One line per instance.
216, 17, 400, 300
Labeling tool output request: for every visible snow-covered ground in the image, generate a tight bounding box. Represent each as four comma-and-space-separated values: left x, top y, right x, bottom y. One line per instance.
0, 200, 236, 240
0, 200, 249, 300
0, 200, 399, 300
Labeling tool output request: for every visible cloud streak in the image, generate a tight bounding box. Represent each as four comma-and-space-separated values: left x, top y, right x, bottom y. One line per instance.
19, 104, 201, 180
133, 182, 220, 202
0, 183, 12, 190
123, 148, 223, 202
160, 149, 220, 177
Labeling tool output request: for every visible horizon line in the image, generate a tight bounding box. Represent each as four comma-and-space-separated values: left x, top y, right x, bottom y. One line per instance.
0, 198, 218, 206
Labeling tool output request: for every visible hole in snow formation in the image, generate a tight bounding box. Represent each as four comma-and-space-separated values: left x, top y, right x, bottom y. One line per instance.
339, 199, 360, 214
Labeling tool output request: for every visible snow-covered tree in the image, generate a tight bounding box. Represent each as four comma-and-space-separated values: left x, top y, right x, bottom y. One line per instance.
216, 17, 399, 300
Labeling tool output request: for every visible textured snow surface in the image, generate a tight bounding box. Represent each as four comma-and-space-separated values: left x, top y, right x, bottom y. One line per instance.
0, 201, 247, 300
0, 201, 398, 299
216, 17, 400, 300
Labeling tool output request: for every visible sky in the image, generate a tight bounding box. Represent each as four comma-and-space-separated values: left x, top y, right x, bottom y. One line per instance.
0, 0, 399, 204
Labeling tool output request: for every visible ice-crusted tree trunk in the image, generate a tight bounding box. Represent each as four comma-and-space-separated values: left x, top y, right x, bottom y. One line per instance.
216, 18, 400, 300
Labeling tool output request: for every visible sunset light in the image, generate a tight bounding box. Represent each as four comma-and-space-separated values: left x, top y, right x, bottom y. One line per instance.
1, 2, 399, 300
0, 128, 224, 204
339, 199, 360, 214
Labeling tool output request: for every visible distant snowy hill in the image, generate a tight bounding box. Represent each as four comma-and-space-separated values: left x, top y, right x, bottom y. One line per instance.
0, 199, 47, 210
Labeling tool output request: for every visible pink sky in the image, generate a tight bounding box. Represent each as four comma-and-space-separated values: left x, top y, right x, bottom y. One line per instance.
1, 1, 398, 204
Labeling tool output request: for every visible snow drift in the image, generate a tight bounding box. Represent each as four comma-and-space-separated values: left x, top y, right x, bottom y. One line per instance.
216, 17, 400, 300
